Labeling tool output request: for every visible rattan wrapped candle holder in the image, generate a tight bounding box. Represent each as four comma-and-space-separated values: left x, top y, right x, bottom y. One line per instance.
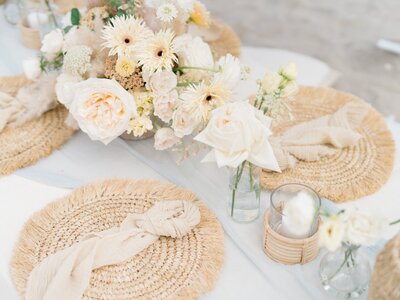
262, 209, 320, 265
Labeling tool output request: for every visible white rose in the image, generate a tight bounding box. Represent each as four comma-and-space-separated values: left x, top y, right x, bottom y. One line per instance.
345, 211, 385, 246
194, 102, 280, 170
149, 70, 177, 94
69, 78, 135, 144
40, 29, 63, 58
22, 57, 41, 80
153, 90, 178, 122
172, 105, 200, 137
280, 63, 298, 80
154, 128, 181, 150
55, 73, 83, 108
174, 34, 214, 69
261, 72, 282, 94
319, 215, 345, 252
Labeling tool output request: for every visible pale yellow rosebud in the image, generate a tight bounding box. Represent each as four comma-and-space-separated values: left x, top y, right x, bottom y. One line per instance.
280, 63, 298, 80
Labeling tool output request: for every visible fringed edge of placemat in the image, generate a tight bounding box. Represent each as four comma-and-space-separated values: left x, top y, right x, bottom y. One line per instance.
10, 179, 224, 299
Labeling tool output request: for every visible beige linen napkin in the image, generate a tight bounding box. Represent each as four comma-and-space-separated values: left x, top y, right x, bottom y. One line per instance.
25, 200, 201, 300
269, 101, 369, 170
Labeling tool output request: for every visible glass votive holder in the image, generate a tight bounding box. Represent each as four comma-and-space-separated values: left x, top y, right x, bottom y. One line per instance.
269, 183, 321, 239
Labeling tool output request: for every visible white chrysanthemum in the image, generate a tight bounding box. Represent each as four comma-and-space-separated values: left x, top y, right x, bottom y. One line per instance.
102, 15, 152, 57
137, 29, 178, 74
115, 57, 136, 77
180, 81, 232, 123
63, 45, 93, 77
156, 3, 178, 22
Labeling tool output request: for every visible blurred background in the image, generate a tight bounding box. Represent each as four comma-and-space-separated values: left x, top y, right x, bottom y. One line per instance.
203, 0, 400, 120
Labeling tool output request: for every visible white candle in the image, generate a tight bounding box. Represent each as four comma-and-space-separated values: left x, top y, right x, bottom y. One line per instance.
27, 12, 49, 29
280, 191, 316, 239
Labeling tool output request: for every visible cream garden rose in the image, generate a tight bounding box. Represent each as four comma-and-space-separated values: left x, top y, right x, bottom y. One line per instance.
154, 128, 181, 150
68, 78, 135, 144
40, 29, 64, 59
318, 215, 346, 252
194, 102, 280, 170
345, 211, 385, 246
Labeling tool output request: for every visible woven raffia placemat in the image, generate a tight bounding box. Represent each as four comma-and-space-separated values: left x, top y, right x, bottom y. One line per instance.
0, 75, 75, 176
261, 86, 395, 203
208, 19, 241, 59
368, 234, 400, 300
10, 179, 224, 300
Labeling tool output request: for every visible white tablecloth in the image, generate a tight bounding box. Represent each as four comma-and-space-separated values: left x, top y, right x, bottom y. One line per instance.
1, 10, 399, 300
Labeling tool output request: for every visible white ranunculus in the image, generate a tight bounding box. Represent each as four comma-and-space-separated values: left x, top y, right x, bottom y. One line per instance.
280, 63, 298, 80
55, 73, 83, 108
40, 29, 63, 58
174, 34, 214, 68
194, 102, 281, 170
318, 215, 346, 252
154, 128, 181, 150
261, 72, 282, 94
153, 90, 178, 122
149, 70, 177, 94
213, 54, 241, 89
68, 78, 135, 144
345, 211, 385, 246
22, 57, 41, 80
172, 105, 200, 137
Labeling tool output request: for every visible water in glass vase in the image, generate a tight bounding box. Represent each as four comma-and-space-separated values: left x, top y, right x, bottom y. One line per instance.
227, 162, 261, 223
319, 243, 372, 298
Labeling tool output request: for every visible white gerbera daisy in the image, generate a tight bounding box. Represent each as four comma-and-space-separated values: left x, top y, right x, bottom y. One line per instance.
102, 15, 151, 57
156, 3, 178, 22
180, 81, 233, 122
137, 29, 178, 74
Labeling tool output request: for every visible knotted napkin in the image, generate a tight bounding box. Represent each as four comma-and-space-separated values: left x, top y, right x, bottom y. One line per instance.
269, 101, 369, 170
25, 200, 201, 300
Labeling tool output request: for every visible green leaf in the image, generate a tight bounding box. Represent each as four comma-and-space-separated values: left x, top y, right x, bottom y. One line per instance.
70, 8, 81, 26
63, 25, 73, 34
116, 9, 125, 16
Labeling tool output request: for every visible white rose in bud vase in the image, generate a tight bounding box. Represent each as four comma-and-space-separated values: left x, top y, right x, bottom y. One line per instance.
279, 63, 298, 80
40, 29, 63, 59
69, 78, 135, 144
149, 70, 177, 94
319, 215, 346, 252
194, 102, 280, 170
154, 128, 181, 150
346, 211, 385, 246
22, 58, 41, 80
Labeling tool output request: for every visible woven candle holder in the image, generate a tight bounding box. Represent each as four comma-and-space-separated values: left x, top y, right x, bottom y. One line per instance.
368, 234, 400, 300
263, 210, 320, 265
18, 18, 41, 49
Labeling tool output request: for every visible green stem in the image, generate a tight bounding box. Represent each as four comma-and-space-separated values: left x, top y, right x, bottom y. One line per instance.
389, 218, 400, 225
174, 66, 219, 73
177, 81, 199, 87
44, 0, 59, 28
231, 161, 246, 217
327, 248, 353, 281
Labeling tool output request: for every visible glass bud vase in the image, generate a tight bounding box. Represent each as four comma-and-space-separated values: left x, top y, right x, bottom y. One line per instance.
227, 161, 261, 223
319, 243, 372, 298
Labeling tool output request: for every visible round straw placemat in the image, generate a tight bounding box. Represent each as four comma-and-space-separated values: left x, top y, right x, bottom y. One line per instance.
261, 86, 395, 203
208, 19, 241, 59
368, 234, 400, 300
0, 75, 75, 175
10, 179, 224, 300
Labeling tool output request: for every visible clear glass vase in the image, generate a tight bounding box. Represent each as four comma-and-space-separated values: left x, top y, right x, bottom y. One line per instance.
227, 161, 261, 223
319, 243, 372, 298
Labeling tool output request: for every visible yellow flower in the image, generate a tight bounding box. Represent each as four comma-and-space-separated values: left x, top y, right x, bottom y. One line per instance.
189, 1, 210, 28
127, 115, 153, 137
133, 91, 153, 116
115, 57, 136, 77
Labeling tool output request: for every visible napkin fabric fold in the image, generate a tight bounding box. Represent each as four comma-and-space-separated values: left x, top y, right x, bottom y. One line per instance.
25, 200, 201, 300
269, 101, 369, 170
